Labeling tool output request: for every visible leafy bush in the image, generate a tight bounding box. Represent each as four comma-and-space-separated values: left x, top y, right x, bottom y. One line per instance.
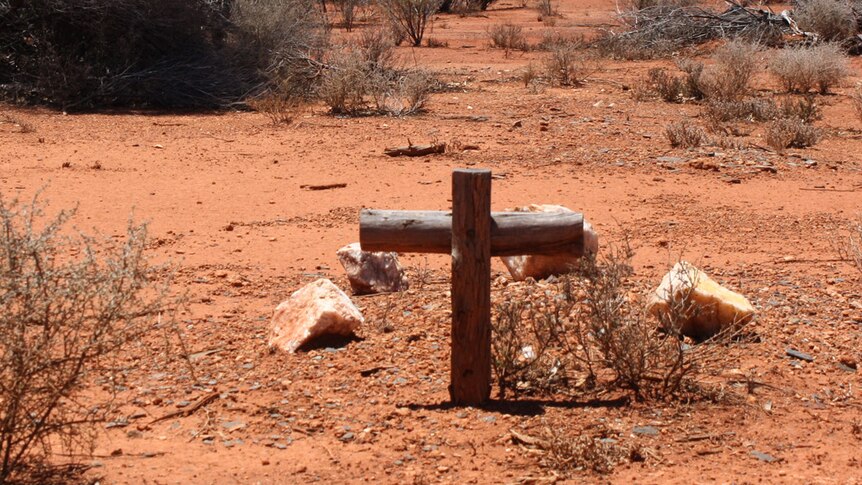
379, 0, 443, 46
0, 195, 177, 482
769, 44, 850, 94
0, 0, 328, 109
794, 0, 857, 42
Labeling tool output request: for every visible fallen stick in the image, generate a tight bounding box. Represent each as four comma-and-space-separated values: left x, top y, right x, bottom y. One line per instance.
301, 183, 347, 191
148, 390, 220, 425
384, 143, 446, 157
799, 188, 857, 193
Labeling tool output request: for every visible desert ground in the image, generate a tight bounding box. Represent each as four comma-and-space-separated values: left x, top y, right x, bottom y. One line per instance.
2, 0, 862, 483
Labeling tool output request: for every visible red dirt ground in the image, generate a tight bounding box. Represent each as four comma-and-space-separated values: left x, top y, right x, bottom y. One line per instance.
1, 0, 861, 483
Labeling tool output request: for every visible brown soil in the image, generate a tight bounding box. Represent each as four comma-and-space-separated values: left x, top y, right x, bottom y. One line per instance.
1, 0, 861, 483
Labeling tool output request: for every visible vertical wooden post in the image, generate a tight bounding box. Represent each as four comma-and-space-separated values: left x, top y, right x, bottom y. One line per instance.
449, 169, 492, 405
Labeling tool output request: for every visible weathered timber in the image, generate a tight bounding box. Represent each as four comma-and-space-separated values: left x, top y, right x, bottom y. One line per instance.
383, 143, 446, 157
450, 169, 492, 405
359, 209, 584, 257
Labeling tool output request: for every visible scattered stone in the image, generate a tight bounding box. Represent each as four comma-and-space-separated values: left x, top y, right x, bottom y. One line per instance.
647, 261, 756, 341
750, 450, 780, 463
269, 279, 364, 353
839, 356, 857, 370
222, 421, 247, 432
632, 426, 659, 436
336, 243, 409, 295
500, 204, 599, 281
785, 348, 815, 362
340, 432, 355, 442
105, 419, 129, 429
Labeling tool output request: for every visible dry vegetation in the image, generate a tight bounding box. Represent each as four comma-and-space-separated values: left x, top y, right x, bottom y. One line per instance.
0, 196, 181, 483
2, 0, 862, 479
769, 44, 850, 94
491, 242, 736, 403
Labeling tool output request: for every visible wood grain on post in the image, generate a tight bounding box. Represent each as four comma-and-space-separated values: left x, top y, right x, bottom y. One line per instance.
449, 169, 492, 405
359, 210, 584, 257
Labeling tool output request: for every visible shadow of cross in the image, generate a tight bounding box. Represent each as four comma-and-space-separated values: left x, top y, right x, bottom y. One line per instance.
359, 169, 585, 405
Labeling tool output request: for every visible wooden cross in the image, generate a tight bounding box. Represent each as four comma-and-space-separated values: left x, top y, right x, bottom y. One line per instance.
359, 169, 584, 405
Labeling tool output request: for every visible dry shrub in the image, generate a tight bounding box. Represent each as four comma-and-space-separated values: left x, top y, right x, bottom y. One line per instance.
623, 0, 701, 9
700, 40, 760, 100
537, 0, 557, 18
642, 42, 759, 103
319, 44, 434, 115
765, 117, 822, 151
536, 30, 585, 51
839, 217, 862, 274
359, 28, 397, 71
794, 0, 857, 42
780, 95, 822, 123
370, 69, 435, 115
540, 425, 635, 475
319, 48, 370, 114
0, 195, 179, 482
769, 44, 850, 94
0, 112, 35, 134
247, 94, 299, 125
490, 241, 733, 402
640, 68, 687, 102
334, 0, 361, 31
666, 120, 707, 147
425, 37, 448, 48
703, 97, 777, 126
1, 0, 328, 109
379, 0, 443, 47
851, 85, 862, 121
544, 44, 600, 86
488, 23, 530, 55
520, 62, 543, 92
703, 95, 820, 130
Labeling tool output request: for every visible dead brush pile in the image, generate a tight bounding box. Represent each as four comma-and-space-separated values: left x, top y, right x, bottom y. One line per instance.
490, 241, 738, 403
594, 1, 792, 59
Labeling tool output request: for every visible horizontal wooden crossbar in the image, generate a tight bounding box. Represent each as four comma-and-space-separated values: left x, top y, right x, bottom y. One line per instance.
359, 209, 584, 257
